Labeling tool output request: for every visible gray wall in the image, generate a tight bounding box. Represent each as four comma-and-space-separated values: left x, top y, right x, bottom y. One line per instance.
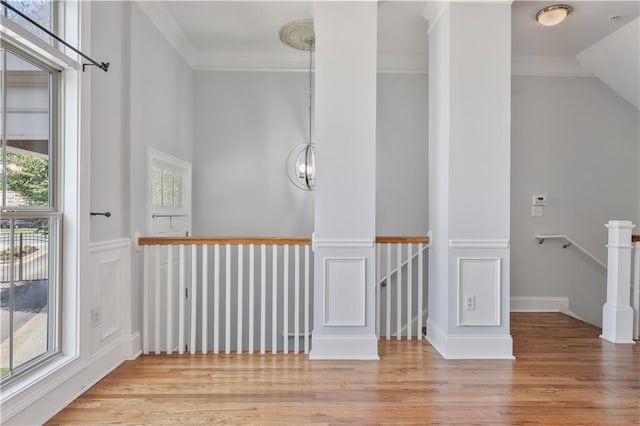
90, 1, 129, 242
511, 75, 639, 326
192, 71, 428, 237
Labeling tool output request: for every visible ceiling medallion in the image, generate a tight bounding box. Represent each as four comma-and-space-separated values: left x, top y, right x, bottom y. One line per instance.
279, 19, 314, 51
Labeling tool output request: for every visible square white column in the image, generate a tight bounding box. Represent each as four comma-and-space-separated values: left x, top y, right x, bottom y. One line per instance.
310, 1, 378, 360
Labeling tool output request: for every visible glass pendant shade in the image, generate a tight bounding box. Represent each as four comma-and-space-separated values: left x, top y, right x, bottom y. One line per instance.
286, 143, 316, 191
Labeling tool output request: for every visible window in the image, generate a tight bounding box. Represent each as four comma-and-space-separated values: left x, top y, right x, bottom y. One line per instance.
0, 43, 61, 381
147, 148, 191, 237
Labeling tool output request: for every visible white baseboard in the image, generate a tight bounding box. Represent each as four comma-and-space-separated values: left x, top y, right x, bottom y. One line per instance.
3, 333, 140, 425
510, 296, 584, 321
309, 334, 379, 360
426, 319, 514, 360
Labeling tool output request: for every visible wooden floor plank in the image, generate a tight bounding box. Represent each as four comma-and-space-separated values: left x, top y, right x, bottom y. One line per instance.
47, 313, 640, 425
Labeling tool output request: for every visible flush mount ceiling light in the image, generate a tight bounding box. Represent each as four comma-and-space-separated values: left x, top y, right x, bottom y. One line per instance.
536, 4, 572, 26
281, 19, 316, 191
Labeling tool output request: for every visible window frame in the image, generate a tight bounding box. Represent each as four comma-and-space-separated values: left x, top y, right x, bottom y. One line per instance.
0, 41, 63, 385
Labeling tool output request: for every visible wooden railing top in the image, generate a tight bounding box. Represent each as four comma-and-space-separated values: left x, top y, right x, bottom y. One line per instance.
633, 235, 640, 243
138, 235, 430, 246
375, 236, 430, 244
138, 236, 312, 246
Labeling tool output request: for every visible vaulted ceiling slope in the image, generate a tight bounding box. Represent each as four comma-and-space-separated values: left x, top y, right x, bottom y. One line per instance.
577, 17, 639, 110
138, 1, 639, 75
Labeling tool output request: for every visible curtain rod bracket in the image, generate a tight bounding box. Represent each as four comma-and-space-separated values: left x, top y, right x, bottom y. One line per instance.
83, 62, 110, 72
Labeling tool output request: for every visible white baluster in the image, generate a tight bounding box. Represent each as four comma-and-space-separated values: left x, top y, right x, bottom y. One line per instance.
225, 244, 231, 354
386, 243, 391, 341
237, 244, 244, 353
178, 244, 185, 354
167, 246, 173, 354
397, 243, 402, 340
261, 244, 266, 354
202, 245, 208, 354
272, 245, 278, 354
214, 244, 220, 354
283, 245, 289, 354
634, 242, 640, 340
143, 245, 149, 354
407, 243, 412, 340
418, 243, 424, 341
376, 243, 380, 339
304, 245, 310, 354
190, 245, 197, 354
294, 245, 300, 354
154, 246, 161, 354
249, 244, 255, 354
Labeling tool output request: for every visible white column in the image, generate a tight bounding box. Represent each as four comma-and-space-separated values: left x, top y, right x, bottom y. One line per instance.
423, 2, 513, 359
601, 220, 636, 344
311, 1, 378, 360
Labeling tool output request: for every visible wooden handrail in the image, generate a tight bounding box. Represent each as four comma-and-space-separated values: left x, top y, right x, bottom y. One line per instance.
138, 235, 431, 246
632, 235, 640, 243
376, 236, 430, 244
138, 236, 312, 246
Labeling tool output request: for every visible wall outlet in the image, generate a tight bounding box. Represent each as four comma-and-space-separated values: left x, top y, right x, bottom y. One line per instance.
91, 309, 101, 328
531, 206, 543, 217
464, 295, 475, 311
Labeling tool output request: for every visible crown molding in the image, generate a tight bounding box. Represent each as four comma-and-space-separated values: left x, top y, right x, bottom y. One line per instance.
512, 55, 592, 77
135, 1, 197, 68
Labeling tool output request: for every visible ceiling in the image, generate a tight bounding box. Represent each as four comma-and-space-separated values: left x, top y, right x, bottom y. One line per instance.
139, 1, 639, 73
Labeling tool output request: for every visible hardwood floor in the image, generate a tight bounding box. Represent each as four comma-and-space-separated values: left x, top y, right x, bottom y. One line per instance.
47, 313, 639, 425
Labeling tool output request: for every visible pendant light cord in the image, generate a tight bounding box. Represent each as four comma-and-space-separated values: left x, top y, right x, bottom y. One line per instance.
308, 39, 314, 145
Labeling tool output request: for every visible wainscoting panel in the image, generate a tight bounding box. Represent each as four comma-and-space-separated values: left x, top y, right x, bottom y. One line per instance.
457, 257, 501, 326
324, 257, 366, 326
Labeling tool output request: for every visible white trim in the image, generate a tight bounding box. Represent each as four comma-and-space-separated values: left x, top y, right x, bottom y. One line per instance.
0, 16, 79, 70
510, 296, 569, 313
314, 238, 375, 249
510, 296, 584, 321
512, 55, 592, 78
1, 332, 139, 424
426, 320, 514, 360
323, 257, 366, 327
89, 238, 130, 254
309, 334, 379, 360
421, 2, 448, 35
456, 257, 501, 326
449, 239, 509, 249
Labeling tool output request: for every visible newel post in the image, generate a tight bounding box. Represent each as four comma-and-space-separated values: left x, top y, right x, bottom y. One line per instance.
601, 220, 636, 344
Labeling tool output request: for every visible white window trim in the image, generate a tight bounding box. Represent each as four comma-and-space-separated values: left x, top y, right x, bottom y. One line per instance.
0, 0, 88, 422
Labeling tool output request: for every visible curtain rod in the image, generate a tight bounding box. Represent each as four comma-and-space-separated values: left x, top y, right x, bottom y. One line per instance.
0, 0, 109, 72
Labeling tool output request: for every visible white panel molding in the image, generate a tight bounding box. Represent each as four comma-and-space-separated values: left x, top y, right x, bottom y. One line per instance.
512, 55, 592, 77
457, 257, 501, 326
324, 257, 366, 326
314, 238, 375, 249
309, 334, 379, 360
426, 319, 514, 359
449, 239, 509, 249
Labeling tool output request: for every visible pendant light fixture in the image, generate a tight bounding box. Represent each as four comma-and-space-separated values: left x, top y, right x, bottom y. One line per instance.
281, 19, 316, 192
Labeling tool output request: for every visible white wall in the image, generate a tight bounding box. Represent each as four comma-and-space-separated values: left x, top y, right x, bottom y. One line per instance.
90, 0, 128, 242
377, 73, 428, 235
192, 71, 428, 237
192, 71, 314, 237
511, 75, 639, 326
